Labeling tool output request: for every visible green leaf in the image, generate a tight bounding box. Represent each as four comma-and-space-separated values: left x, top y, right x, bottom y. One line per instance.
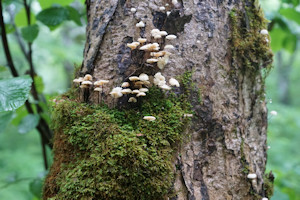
21, 24, 39, 42
66, 6, 82, 26
34, 76, 44, 93
29, 178, 43, 198
0, 111, 13, 134
18, 114, 40, 134
36, 7, 69, 27
279, 8, 300, 25
283, 34, 297, 53
0, 24, 15, 34
0, 76, 32, 112
14, 8, 36, 27
270, 28, 286, 52
38, 0, 74, 9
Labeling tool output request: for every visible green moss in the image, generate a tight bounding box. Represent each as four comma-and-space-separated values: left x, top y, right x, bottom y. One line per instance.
263, 172, 274, 197
48, 84, 192, 199
229, 1, 273, 76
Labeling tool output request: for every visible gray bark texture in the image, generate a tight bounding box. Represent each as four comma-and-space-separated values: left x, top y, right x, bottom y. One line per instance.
44, 0, 273, 199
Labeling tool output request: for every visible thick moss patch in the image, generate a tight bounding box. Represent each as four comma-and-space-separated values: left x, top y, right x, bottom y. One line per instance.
45, 86, 192, 200
229, 0, 273, 76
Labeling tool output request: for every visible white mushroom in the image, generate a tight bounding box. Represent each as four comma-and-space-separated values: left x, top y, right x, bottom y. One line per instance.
82, 81, 93, 86
183, 114, 193, 118
130, 8, 137, 12
160, 84, 171, 90
270, 110, 277, 116
260, 29, 268, 35
136, 21, 145, 28
128, 97, 137, 103
121, 88, 132, 94
94, 87, 103, 92
127, 42, 140, 50
164, 44, 175, 50
139, 88, 149, 93
159, 31, 168, 36
121, 82, 130, 88
132, 89, 140, 94
73, 77, 84, 83
247, 174, 257, 179
166, 34, 177, 40
139, 73, 149, 81
137, 92, 146, 97
137, 38, 147, 43
110, 87, 123, 98
169, 78, 180, 87
140, 43, 160, 51
94, 80, 109, 87
143, 116, 156, 121
129, 76, 140, 81
83, 74, 93, 81
159, 6, 166, 11
146, 58, 158, 63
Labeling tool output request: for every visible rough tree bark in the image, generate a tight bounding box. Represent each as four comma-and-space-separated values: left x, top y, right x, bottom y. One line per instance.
43, 0, 274, 199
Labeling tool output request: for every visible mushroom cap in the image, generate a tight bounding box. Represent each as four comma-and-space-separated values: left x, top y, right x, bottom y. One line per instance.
110, 87, 123, 98
260, 29, 268, 35
139, 88, 149, 93
129, 76, 140, 81
151, 29, 160, 35
127, 42, 140, 50
132, 89, 140, 94
183, 114, 193, 118
159, 31, 168, 36
73, 77, 84, 83
128, 97, 137, 103
82, 80, 93, 85
154, 34, 162, 39
160, 84, 171, 90
169, 78, 180, 87
137, 92, 146, 97
146, 58, 158, 63
166, 34, 177, 40
84, 74, 93, 81
137, 38, 147, 43
130, 8, 137, 12
143, 116, 156, 121
121, 88, 132, 94
247, 173, 257, 179
94, 87, 103, 92
140, 43, 160, 51
159, 6, 166, 11
164, 45, 175, 50
136, 21, 145, 27
139, 73, 149, 81
80, 84, 89, 89
121, 82, 130, 88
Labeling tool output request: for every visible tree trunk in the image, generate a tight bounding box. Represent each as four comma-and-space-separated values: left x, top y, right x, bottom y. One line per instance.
43, 0, 274, 199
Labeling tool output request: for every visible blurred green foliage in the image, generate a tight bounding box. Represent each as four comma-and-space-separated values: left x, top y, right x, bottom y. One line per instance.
0, 0, 299, 199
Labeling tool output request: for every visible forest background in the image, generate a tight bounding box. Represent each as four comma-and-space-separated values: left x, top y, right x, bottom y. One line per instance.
0, 0, 299, 199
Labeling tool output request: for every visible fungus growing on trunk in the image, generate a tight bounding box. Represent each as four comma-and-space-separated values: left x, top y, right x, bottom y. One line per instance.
143, 116, 156, 121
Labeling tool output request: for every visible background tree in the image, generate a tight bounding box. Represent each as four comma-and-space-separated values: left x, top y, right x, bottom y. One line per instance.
43, 0, 274, 199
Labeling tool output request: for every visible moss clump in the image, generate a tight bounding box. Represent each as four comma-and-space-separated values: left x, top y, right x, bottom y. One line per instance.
263, 172, 274, 197
47, 85, 191, 200
229, 1, 273, 76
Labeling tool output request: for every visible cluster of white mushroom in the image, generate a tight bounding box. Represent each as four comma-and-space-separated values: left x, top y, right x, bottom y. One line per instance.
109, 73, 151, 102
73, 74, 110, 94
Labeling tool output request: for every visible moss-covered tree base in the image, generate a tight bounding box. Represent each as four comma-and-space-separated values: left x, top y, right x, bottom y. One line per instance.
43, 86, 192, 200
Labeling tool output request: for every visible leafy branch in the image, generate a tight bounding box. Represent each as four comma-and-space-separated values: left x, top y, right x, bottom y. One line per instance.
0, 1, 52, 170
